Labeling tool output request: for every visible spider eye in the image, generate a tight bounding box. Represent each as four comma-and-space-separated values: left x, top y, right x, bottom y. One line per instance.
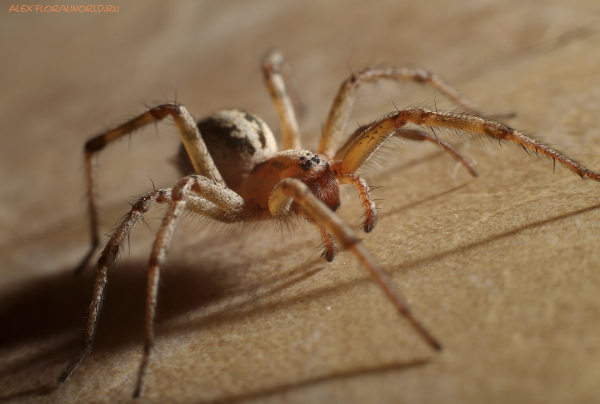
300, 160, 313, 171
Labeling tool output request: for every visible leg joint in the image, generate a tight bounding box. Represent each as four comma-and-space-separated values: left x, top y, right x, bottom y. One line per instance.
149, 102, 183, 119
413, 70, 433, 84
85, 137, 108, 153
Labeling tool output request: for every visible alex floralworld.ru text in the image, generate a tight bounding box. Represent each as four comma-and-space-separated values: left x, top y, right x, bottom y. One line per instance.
9, 5, 119, 12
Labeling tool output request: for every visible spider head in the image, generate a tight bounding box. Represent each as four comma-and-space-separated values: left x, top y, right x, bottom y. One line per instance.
244, 150, 340, 214
277, 151, 327, 179
298, 152, 322, 172
278, 151, 340, 213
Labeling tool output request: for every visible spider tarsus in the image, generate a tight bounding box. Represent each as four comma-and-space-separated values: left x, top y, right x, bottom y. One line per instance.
57, 367, 73, 385
57, 345, 91, 385
322, 249, 335, 262
318, 239, 336, 262
457, 155, 478, 176
404, 313, 443, 352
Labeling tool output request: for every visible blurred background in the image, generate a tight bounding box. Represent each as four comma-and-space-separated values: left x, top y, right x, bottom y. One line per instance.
1, 1, 600, 403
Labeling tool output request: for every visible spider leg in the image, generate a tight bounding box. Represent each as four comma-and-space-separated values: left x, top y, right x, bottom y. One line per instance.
332, 126, 475, 234
318, 67, 512, 159
396, 107, 600, 181
337, 174, 377, 233
334, 125, 478, 177
334, 108, 600, 181
58, 187, 172, 386
60, 175, 252, 396
331, 114, 400, 176
315, 224, 336, 262
134, 175, 253, 398
269, 178, 442, 352
262, 50, 301, 150
393, 129, 478, 177
75, 103, 223, 275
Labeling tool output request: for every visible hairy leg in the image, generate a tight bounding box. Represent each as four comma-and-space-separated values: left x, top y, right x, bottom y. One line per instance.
336, 173, 378, 233
269, 178, 441, 352
318, 67, 512, 159
58, 188, 172, 386
333, 124, 478, 177
393, 129, 478, 177
334, 107, 600, 181
75, 103, 223, 274
60, 175, 253, 397
133, 175, 254, 397
331, 128, 475, 237
316, 223, 336, 262
262, 50, 301, 150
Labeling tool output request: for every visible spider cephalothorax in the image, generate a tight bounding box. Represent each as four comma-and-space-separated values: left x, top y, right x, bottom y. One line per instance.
245, 150, 341, 215
58, 50, 600, 398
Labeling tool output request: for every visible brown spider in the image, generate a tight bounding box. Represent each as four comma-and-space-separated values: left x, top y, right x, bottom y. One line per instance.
57, 51, 600, 398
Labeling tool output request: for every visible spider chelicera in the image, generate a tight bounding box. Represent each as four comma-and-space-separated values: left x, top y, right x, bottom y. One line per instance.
57, 51, 600, 398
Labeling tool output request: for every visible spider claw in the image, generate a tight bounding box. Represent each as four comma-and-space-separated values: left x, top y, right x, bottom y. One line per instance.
363, 219, 375, 233
318, 240, 336, 262
322, 248, 335, 262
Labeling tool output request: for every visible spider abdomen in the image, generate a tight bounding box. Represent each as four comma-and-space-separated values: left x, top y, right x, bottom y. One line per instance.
175, 109, 277, 191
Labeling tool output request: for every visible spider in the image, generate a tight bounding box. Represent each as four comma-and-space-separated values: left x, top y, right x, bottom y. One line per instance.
57, 51, 600, 398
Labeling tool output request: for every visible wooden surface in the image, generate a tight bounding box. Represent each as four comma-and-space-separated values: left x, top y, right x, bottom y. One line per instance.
1, 1, 600, 403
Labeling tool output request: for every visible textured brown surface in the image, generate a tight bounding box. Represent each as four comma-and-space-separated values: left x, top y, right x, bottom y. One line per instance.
1, 1, 600, 403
